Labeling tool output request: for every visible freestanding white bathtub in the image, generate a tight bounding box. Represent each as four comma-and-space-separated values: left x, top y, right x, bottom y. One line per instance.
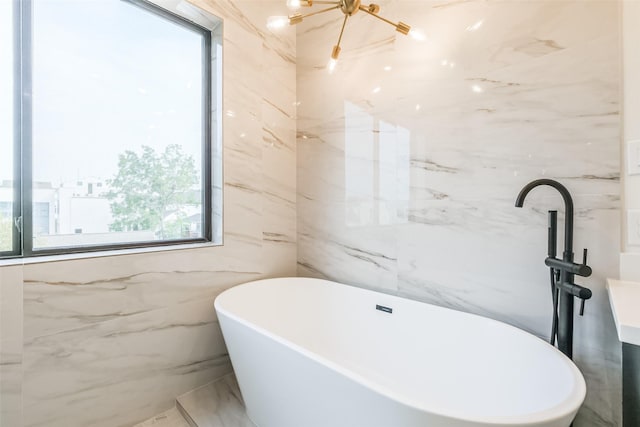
214, 277, 586, 427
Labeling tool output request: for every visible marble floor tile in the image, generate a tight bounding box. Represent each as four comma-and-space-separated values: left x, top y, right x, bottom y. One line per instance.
177, 374, 255, 427
134, 407, 191, 427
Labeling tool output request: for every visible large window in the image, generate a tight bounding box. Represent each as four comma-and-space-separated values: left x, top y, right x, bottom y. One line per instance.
1, 0, 218, 258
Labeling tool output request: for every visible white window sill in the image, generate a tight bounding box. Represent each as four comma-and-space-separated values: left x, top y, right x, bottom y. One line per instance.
0, 241, 222, 267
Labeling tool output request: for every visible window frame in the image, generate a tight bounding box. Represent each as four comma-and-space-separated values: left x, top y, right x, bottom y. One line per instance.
4, 0, 214, 259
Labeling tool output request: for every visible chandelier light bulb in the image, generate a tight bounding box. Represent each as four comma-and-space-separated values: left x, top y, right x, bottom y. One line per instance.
409, 28, 426, 41
328, 44, 340, 74
287, 0, 301, 8
396, 21, 410, 35
267, 15, 289, 30
328, 58, 338, 74
331, 45, 341, 60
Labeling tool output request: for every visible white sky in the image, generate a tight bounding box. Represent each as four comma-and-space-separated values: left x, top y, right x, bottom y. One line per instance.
1, 0, 205, 185
1, 1, 13, 183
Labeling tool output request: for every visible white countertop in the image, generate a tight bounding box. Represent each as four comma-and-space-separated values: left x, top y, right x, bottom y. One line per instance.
606, 278, 640, 346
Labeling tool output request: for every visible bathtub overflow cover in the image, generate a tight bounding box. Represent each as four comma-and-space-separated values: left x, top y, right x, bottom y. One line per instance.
376, 304, 393, 314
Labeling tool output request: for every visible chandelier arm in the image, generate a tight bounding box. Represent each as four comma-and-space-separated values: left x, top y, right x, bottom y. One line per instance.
293, 5, 341, 20
335, 14, 349, 48
358, 5, 397, 27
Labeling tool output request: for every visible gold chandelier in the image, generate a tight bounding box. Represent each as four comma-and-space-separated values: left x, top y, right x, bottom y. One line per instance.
269, 0, 423, 71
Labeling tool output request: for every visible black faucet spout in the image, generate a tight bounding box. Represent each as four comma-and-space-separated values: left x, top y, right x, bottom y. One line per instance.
515, 178, 574, 255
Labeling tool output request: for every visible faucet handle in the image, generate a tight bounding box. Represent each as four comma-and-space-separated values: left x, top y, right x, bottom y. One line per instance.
545, 257, 592, 277
558, 281, 592, 300
582, 248, 588, 266
580, 298, 586, 316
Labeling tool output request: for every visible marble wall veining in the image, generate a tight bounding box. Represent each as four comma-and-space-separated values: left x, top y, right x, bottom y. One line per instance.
0, 0, 296, 426
296, 1, 621, 425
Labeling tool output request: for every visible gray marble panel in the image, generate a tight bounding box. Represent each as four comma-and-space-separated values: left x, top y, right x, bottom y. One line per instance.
0, 266, 23, 427
23, 261, 262, 340
22, 297, 232, 427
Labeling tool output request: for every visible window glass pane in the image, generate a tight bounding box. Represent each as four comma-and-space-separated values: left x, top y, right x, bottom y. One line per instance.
31, 0, 205, 250
0, 0, 14, 253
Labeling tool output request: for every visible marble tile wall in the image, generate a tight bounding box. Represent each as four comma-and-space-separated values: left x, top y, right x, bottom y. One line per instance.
296, 1, 621, 425
0, 266, 23, 427
0, 1, 296, 426
621, 1, 640, 279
